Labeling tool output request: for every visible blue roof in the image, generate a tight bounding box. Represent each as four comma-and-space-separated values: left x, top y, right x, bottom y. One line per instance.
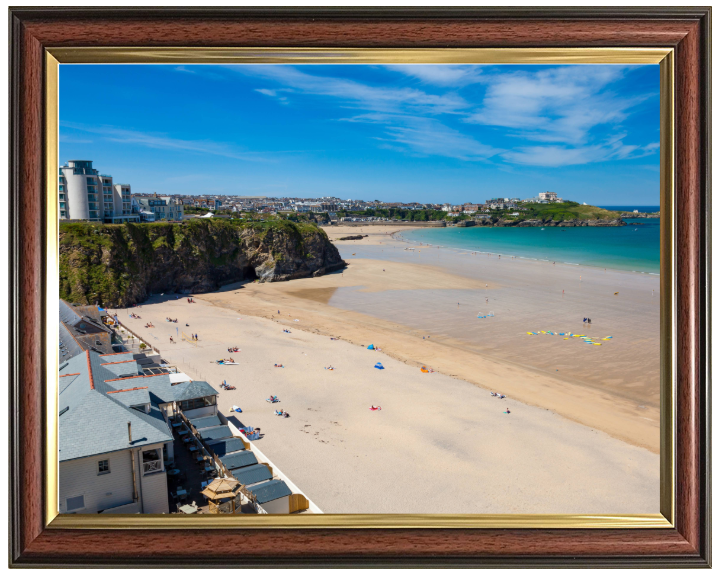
189, 415, 222, 430
57, 349, 216, 462
206, 437, 246, 456
199, 425, 233, 442
221, 450, 258, 471
232, 464, 272, 487
247, 479, 292, 504
59, 352, 172, 462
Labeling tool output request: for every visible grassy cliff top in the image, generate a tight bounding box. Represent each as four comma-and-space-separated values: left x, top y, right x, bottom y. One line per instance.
521, 202, 622, 221
59, 217, 326, 239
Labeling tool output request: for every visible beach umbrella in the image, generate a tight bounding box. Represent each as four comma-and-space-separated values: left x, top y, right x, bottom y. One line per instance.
200, 477, 241, 500
374, 362, 384, 370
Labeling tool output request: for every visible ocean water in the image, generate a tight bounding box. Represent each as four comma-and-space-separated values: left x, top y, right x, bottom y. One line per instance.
401, 218, 660, 273
599, 205, 661, 213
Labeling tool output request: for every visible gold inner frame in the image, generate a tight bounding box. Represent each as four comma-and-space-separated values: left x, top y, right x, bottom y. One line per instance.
45, 47, 675, 529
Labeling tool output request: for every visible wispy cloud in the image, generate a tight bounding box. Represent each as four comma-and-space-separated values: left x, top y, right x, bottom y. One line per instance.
385, 65, 483, 86
465, 66, 653, 145
345, 113, 499, 161
501, 137, 660, 167
174, 66, 225, 80
60, 121, 271, 162
255, 88, 291, 104
60, 134, 93, 144
231, 65, 468, 115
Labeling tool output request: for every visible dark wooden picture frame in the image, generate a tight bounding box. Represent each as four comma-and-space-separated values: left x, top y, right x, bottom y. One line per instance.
9, 7, 710, 567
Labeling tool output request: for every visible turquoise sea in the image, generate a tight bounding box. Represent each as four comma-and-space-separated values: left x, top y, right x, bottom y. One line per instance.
402, 218, 660, 274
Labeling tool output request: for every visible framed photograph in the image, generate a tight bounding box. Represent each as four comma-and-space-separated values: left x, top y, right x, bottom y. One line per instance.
9, 7, 710, 567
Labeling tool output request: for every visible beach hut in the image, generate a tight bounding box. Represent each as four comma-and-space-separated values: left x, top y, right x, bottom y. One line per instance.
198, 425, 234, 442
207, 437, 247, 457
232, 463, 273, 487
245, 479, 309, 514
221, 450, 258, 472
189, 414, 222, 430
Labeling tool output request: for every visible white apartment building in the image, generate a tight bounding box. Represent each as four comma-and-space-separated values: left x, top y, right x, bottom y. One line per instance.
538, 191, 563, 203
59, 160, 139, 223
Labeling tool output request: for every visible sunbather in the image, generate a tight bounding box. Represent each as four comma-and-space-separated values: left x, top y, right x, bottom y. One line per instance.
369, 405, 382, 411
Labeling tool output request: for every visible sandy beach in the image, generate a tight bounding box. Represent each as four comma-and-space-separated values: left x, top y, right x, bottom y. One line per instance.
114, 231, 660, 513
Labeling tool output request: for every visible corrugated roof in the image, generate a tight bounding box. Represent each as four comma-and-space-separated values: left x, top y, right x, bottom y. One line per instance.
221, 450, 258, 471
206, 437, 246, 456
247, 479, 292, 504
232, 464, 272, 487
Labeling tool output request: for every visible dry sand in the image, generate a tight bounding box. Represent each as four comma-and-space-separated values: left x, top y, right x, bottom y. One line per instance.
191, 250, 661, 454
324, 224, 426, 245
116, 271, 659, 513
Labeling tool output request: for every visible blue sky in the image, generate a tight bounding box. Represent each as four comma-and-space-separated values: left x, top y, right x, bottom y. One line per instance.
60, 64, 660, 205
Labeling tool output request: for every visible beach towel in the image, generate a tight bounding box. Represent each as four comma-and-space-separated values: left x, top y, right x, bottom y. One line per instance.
231, 405, 242, 413
374, 362, 384, 370
367, 344, 375, 350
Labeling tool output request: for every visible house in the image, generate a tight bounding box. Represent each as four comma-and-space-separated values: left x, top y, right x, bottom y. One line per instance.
538, 191, 563, 203
58, 349, 218, 515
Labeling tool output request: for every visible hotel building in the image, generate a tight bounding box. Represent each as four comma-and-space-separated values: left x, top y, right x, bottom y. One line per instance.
59, 160, 140, 223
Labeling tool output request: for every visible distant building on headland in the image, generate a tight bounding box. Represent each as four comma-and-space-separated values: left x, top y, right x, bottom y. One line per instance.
538, 191, 562, 203
59, 160, 139, 223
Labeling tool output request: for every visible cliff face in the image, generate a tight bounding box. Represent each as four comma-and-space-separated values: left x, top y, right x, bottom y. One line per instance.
60, 219, 345, 307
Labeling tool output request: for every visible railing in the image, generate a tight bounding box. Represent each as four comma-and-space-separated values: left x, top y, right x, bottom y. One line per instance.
143, 460, 163, 474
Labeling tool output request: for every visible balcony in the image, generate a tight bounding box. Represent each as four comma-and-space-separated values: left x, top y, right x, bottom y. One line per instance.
143, 460, 163, 475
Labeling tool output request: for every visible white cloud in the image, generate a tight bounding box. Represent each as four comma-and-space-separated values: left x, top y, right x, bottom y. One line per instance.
255, 88, 291, 104
231, 65, 468, 115
466, 67, 653, 145
60, 122, 271, 162
385, 65, 482, 86
501, 137, 660, 167
345, 113, 499, 161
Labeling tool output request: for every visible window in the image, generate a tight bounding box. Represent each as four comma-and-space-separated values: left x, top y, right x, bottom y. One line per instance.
66, 495, 85, 511
59, 185, 64, 191
87, 177, 95, 184
179, 396, 215, 411
98, 459, 110, 474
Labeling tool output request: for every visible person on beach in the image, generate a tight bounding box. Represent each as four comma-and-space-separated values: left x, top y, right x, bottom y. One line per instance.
583, 318, 587, 323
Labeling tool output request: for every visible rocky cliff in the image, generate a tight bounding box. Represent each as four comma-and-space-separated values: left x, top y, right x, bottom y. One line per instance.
60, 219, 346, 307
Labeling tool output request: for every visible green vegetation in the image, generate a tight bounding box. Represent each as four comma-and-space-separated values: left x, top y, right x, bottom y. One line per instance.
337, 208, 450, 222
519, 202, 621, 222
59, 218, 335, 307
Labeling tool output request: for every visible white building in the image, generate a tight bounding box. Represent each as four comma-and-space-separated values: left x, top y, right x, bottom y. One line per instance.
58, 349, 218, 514
538, 191, 563, 203
59, 160, 139, 223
